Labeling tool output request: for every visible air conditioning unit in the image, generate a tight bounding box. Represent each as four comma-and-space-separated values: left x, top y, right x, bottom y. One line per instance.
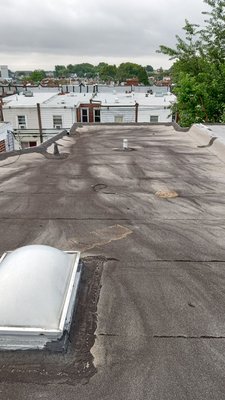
19, 125, 26, 129
23, 91, 33, 97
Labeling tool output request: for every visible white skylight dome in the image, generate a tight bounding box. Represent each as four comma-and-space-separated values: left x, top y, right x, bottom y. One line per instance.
0, 245, 81, 350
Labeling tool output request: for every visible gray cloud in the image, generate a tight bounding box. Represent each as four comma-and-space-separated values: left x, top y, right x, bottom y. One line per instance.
0, 0, 209, 69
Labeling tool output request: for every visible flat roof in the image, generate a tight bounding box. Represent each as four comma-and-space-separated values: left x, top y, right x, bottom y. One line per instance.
43, 92, 93, 107
2, 92, 57, 107
0, 124, 225, 398
2, 91, 176, 109
133, 91, 176, 106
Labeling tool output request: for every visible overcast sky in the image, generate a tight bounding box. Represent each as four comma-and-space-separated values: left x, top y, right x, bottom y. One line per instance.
0, 0, 209, 71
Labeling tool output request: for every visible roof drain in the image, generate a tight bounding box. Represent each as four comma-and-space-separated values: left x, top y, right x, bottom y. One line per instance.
0, 245, 81, 351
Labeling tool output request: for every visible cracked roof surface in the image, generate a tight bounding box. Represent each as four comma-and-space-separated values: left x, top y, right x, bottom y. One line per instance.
0, 124, 225, 399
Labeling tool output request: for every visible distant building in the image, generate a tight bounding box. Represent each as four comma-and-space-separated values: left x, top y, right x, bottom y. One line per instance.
0, 65, 9, 80
45, 71, 54, 78
125, 78, 139, 86
155, 77, 172, 87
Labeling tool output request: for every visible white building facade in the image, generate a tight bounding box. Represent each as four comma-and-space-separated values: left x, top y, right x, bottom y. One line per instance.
2, 90, 176, 142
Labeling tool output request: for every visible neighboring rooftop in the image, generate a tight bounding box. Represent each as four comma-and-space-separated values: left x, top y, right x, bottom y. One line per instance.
2, 90, 176, 109
43, 92, 93, 107
0, 124, 225, 399
2, 92, 57, 107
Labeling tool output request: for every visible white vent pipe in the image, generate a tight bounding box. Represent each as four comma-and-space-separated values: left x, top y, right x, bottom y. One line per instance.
123, 139, 128, 150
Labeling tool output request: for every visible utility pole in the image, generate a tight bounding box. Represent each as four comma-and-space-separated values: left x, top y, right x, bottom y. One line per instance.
37, 103, 43, 143
135, 102, 139, 123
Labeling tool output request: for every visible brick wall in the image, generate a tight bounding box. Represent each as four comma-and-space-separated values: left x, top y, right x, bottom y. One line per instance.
0, 139, 6, 153
77, 103, 101, 123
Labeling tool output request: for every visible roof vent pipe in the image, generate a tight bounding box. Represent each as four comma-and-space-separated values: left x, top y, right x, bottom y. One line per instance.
54, 143, 60, 155
123, 139, 128, 150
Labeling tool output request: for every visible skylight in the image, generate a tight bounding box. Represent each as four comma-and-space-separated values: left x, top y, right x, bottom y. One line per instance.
0, 245, 81, 350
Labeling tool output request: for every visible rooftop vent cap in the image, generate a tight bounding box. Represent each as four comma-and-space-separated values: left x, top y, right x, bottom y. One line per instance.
123, 138, 128, 150
23, 91, 33, 97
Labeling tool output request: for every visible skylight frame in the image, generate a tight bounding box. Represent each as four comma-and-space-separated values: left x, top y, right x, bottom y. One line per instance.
0, 250, 81, 338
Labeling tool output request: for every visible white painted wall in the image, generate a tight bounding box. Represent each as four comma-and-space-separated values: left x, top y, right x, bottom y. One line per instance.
3, 100, 172, 129
41, 107, 76, 128
100, 105, 171, 123
100, 107, 135, 123
3, 106, 76, 130
138, 107, 172, 123
3, 107, 39, 129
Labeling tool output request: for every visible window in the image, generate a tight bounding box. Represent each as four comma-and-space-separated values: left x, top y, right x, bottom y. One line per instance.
94, 109, 101, 123
21, 141, 37, 149
150, 115, 159, 123
53, 115, 62, 129
114, 115, 123, 123
29, 141, 37, 147
81, 109, 88, 123
17, 115, 26, 129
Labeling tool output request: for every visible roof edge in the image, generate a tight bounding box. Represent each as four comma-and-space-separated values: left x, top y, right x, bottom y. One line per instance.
0, 129, 69, 161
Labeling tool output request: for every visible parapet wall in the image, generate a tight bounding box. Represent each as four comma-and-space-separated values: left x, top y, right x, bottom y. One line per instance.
187, 124, 225, 163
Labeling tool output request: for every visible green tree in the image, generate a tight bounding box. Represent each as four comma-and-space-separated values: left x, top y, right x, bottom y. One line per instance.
145, 65, 154, 74
71, 63, 96, 78
99, 64, 117, 82
201, 0, 225, 63
96, 62, 108, 73
28, 70, 46, 83
158, 0, 225, 126
117, 62, 149, 85
67, 64, 75, 74
55, 65, 68, 78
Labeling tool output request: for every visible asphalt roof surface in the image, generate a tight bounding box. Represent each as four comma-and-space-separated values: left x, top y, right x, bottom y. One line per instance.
0, 124, 225, 399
